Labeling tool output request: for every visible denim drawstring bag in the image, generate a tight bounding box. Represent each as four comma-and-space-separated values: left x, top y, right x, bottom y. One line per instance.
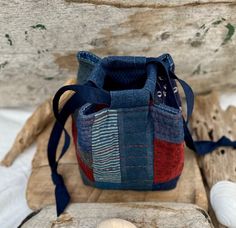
48, 51, 236, 216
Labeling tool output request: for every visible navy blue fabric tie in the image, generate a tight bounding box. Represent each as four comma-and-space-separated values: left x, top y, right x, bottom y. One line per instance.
168, 69, 236, 155
152, 60, 236, 155
48, 85, 111, 216
48, 58, 236, 217
183, 121, 236, 155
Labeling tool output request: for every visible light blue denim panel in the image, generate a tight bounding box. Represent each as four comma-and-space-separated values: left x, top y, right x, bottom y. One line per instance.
151, 103, 184, 144
91, 109, 121, 183
76, 104, 95, 168
110, 88, 150, 109
76, 51, 101, 85
117, 106, 154, 187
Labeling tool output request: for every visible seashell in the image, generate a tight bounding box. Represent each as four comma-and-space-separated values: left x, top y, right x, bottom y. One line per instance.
210, 181, 236, 228
97, 218, 137, 228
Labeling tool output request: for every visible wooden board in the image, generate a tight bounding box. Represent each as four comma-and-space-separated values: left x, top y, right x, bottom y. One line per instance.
0, 1, 236, 107
21, 202, 213, 228
26, 117, 208, 211
65, 0, 232, 8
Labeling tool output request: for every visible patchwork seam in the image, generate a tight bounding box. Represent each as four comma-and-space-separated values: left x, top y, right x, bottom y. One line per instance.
92, 109, 121, 183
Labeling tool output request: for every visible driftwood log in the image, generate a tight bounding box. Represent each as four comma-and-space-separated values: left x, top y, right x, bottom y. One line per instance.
191, 91, 236, 228
191, 91, 236, 188
0, 1, 235, 107
21, 202, 213, 228
0, 78, 76, 167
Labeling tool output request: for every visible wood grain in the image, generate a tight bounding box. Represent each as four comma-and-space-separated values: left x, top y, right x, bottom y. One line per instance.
65, 0, 234, 8
191, 91, 236, 188
190, 91, 236, 228
21, 202, 213, 228
26, 118, 208, 212
0, 1, 236, 107
0, 78, 76, 166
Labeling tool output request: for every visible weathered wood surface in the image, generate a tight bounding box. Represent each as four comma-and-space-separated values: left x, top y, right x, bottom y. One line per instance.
0, 78, 76, 167
26, 117, 208, 211
21, 202, 213, 228
65, 0, 234, 8
191, 92, 236, 188
190, 91, 236, 228
0, 1, 236, 107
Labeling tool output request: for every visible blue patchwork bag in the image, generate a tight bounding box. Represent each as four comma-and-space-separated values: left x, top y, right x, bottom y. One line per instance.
48, 51, 236, 216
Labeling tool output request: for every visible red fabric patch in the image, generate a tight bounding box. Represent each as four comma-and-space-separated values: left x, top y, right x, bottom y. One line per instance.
154, 139, 184, 183
71, 118, 94, 182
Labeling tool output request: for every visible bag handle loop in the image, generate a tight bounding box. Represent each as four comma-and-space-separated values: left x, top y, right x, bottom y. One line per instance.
48, 55, 236, 218
158, 60, 236, 155
48, 85, 111, 216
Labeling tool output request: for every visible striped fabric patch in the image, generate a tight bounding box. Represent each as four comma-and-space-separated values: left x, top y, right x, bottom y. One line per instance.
92, 109, 121, 183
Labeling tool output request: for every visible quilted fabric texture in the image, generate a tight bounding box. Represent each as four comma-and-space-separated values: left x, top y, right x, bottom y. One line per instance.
72, 51, 185, 191
73, 103, 184, 190
48, 51, 235, 217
